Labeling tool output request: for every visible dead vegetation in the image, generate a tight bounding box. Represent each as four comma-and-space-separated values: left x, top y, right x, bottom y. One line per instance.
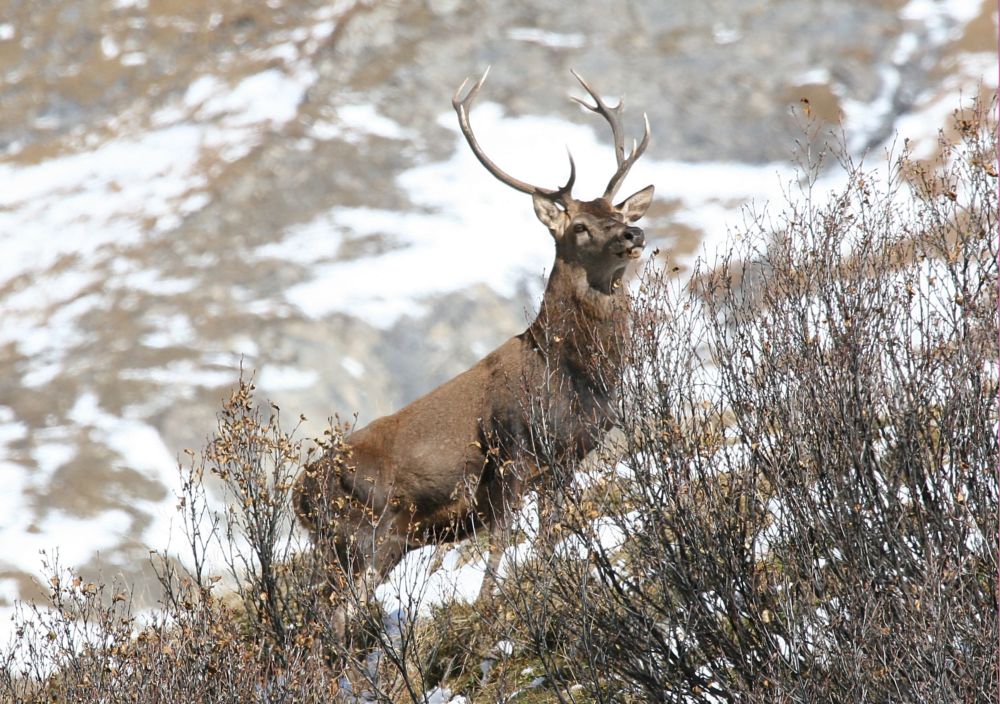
2, 97, 996, 703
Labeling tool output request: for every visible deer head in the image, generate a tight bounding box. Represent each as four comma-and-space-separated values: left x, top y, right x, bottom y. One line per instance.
453, 68, 655, 293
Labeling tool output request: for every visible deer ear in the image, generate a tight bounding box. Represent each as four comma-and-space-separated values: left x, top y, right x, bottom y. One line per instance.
616, 185, 655, 222
532, 194, 568, 237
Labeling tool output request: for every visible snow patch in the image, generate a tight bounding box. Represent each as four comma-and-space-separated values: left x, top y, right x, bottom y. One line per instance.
119, 359, 238, 390
308, 104, 415, 143
341, 357, 365, 378
257, 365, 320, 391
196, 68, 311, 128
507, 27, 586, 49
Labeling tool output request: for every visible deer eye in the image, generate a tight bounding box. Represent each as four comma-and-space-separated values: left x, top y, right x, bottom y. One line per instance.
573, 222, 588, 234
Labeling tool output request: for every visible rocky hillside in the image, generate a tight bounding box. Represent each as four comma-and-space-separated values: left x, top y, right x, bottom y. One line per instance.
0, 0, 995, 628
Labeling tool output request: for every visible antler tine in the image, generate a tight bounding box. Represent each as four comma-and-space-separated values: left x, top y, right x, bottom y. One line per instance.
453, 67, 574, 201
554, 148, 576, 201
570, 69, 626, 166
604, 112, 651, 200
570, 70, 651, 200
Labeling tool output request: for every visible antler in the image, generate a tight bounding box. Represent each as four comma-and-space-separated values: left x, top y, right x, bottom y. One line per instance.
453, 67, 575, 202
570, 70, 651, 201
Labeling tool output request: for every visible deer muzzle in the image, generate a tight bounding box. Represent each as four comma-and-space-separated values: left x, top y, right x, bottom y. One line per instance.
624, 226, 645, 258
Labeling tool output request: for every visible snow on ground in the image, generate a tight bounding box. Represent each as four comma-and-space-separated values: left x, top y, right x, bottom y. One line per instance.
0, 391, 191, 589
0, 65, 315, 400
0, 60, 321, 633
506, 27, 587, 49
840, 0, 987, 154
0, 1, 994, 649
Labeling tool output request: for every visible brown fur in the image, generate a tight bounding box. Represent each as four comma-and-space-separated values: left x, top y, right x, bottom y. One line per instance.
292, 73, 655, 612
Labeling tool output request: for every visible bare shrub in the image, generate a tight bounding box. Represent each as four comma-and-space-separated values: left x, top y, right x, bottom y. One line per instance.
499, 97, 998, 703
2, 97, 994, 704
0, 377, 350, 702
1, 374, 486, 702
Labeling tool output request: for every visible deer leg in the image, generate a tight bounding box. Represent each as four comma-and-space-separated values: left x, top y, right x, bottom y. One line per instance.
477, 471, 524, 605
316, 496, 392, 650
323, 520, 399, 664
337, 509, 409, 630
477, 514, 507, 605
324, 529, 369, 651
535, 477, 567, 550
535, 475, 551, 542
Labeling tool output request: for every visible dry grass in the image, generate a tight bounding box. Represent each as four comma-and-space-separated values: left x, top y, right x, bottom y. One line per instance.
2, 96, 996, 703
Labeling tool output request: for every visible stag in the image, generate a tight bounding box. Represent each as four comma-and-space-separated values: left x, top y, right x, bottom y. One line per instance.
294, 69, 653, 623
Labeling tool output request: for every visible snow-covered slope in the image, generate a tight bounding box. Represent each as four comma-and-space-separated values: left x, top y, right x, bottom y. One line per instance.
0, 0, 995, 641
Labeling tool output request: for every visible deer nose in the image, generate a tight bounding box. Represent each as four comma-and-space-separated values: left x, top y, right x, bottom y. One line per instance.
623, 226, 644, 246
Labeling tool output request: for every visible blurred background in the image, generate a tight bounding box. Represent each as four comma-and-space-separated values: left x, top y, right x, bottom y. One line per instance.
0, 0, 995, 629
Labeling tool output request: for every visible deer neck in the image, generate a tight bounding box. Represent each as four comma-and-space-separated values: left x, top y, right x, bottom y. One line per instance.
527, 260, 627, 380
